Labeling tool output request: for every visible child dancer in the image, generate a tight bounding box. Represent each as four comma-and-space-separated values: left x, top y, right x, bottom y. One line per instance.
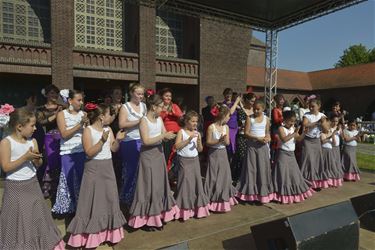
174, 111, 210, 221
272, 111, 314, 204
0, 108, 64, 250
342, 120, 361, 181
330, 114, 344, 185
300, 98, 330, 189
52, 90, 88, 214
118, 83, 146, 207
67, 103, 127, 248
236, 100, 275, 203
205, 105, 238, 212
128, 94, 179, 230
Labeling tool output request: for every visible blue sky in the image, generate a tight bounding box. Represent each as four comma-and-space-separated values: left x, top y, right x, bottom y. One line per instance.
252, 0, 375, 72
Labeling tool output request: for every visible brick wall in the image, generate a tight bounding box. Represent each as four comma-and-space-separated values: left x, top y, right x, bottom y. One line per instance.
51, 0, 74, 89
199, 18, 251, 110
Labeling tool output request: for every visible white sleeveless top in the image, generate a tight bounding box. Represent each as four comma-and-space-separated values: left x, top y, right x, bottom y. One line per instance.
88, 126, 112, 160
123, 102, 147, 141
210, 124, 227, 149
6, 136, 36, 180
321, 135, 333, 149
331, 128, 341, 147
60, 110, 84, 155
143, 116, 163, 146
304, 112, 326, 139
250, 115, 267, 137
177, 129, 198, 157
280, 126, 295, 152
344, 129, 358, 146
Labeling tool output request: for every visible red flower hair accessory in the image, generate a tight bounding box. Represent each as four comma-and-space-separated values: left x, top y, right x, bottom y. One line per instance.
0, 103, 15, 115
210, 105, 219, 117
85, 102, 97, 111
146, 89, 156, 97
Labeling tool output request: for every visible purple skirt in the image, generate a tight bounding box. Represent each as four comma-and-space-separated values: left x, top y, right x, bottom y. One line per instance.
52, 152, 86, 214
120, 139, 142, 206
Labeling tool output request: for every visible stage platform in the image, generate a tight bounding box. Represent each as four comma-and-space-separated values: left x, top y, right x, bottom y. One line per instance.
0, 171, 374, 250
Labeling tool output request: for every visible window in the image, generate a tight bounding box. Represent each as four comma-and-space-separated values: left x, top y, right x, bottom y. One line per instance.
156, 10, 183, 58
75, 0, 123, 51
0, 0, 50, 42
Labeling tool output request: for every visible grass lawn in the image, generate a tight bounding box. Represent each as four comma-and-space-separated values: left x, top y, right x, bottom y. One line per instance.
357, 152, 375, 171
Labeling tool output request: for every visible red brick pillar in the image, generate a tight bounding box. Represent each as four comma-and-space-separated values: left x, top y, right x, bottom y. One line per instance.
51, 0, 74, 90
138, 2, 156, 90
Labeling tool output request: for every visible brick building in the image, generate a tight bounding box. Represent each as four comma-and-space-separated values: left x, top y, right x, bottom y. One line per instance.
0, 0, 252, 111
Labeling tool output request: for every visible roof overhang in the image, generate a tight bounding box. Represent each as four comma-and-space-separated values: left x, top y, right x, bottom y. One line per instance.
154, 0, 366, 31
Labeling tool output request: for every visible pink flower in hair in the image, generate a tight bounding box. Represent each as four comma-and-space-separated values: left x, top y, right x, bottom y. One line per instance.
0, 104, 15, 115
210, 105, 219, 117
146, 89, 156, 97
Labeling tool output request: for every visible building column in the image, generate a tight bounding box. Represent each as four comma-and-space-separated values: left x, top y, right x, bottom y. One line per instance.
199, 18, 251, 110
138, 2, 156, 90
51, 0, 74, 89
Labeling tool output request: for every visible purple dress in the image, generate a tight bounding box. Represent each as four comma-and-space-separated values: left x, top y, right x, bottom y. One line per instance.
223, 101, 238, 157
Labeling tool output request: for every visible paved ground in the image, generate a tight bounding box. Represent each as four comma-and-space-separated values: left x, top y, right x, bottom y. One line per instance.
358, 143, 375, 156
0, 173, 374, 250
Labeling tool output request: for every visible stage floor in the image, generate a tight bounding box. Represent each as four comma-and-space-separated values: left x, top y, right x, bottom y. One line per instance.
0, 171, 374, 250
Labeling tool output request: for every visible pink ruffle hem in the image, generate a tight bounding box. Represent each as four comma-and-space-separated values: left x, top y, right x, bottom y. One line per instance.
329, 178, 343, 187
235, 192, 276, 204
175, 205, 210, 221
344, 173, 360, 181
53, 240, 65, 250
68, 228, 124, 248
311, 179, 331, 189
128, 205, 180, 228
208, 197, 238, 212
274, 189, 315, 204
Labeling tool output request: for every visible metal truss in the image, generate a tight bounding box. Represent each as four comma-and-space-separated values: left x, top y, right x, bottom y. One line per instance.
264, 29, 278, 117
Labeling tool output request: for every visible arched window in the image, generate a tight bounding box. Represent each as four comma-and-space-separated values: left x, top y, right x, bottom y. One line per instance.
74, 0, 123, 51
0, 0, 50, 43
156, 10, 183, 58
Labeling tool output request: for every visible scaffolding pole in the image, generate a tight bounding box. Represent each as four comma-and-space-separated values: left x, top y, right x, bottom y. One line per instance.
264, 29, 278, 117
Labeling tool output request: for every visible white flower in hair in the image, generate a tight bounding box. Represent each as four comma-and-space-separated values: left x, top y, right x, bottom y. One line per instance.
283, 106, 292, 112
41, 88, 46, 97
60, 89, 70, 103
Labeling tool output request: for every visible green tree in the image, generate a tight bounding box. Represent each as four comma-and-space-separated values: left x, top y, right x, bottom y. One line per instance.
335, 44, 370, 68
369, 48, 375, 62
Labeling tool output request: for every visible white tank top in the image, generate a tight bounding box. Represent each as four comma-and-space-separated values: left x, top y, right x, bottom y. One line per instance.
143, 116, 163, 146
250, 115, 267, 137
177, 129, 198, 157
344, 129, 358, 146
321, 135, 333, 149
280, 126, 295, 152
210, 124, 227, 149
88, 126, 112, 160
5, 136, 36, 180
123, 102, 147, 141
331, 128, 341, 147
304, 112, 326, 138
60, 110, 84, 155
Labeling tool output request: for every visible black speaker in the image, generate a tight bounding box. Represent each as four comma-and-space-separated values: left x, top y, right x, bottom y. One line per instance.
251, 201, 359, 250
350, 192, 375, 231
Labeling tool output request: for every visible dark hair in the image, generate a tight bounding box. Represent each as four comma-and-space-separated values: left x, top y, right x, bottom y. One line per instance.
243, 93, 256, 102
129, 83, 144, 94
223, 88, 233, 96
329, 113, 340, 120
86, 103, 109, 124
332, 101, 341, 107
283, 110, 296, 120
348, 119, 357, 125
159, 88, 172, 97
45, 84, 59, 95
68, 89, 83, 99
145, 94, 163, 111
205, 96, 214, 103
254, 99, 265, 109
274, 94, 284, 103
215, 105, 230, 122
309, 98, 321, 106
9, 108, 35, 131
